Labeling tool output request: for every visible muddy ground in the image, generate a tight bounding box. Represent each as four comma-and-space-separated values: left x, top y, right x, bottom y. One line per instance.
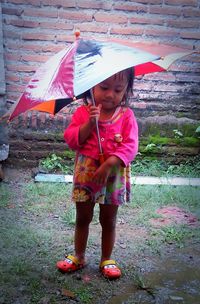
0, 166, 200, 304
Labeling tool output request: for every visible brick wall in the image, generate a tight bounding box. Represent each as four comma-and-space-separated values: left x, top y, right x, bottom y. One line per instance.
1, 0, 200, 166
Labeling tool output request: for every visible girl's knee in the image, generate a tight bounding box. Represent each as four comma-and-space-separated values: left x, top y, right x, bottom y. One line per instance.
76, 213, 93, 227
99, 213, 117, 230
75, 201, 94, 227
99, 205, 118, 229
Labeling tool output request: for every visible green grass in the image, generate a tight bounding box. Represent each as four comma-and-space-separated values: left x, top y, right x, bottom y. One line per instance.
131, 184, 200, 208
0, 184, 11, 207
131, 156, 200, 177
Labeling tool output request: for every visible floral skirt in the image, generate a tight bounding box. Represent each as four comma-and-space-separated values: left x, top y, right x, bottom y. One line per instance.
72, 154, 131, 205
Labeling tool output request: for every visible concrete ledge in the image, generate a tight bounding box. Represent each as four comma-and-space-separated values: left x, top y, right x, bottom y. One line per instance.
34, 173, 200, 186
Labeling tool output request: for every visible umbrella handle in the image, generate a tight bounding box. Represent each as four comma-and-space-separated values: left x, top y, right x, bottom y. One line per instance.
90, 89, 104, 156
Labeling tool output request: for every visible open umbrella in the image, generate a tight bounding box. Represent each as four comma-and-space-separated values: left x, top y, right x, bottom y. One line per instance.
7, 34, 193, 121
7, 38, 158, 121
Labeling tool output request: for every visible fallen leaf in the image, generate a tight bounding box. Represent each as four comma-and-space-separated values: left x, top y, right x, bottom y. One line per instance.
61, 288, 75, 299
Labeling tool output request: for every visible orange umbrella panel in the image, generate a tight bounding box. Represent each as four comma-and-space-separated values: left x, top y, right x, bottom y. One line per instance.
30, 98, 72, 115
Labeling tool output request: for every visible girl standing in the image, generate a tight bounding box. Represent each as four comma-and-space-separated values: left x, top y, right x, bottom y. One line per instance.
57, 67, 138, 279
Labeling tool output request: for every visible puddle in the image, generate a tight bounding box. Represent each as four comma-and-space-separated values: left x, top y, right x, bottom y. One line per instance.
107, 247, 200, 304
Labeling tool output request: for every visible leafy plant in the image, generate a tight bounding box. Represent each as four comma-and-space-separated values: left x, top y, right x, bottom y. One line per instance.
40, 153, 73, 174
173, 129, 183, 139
160, 226, 194, 247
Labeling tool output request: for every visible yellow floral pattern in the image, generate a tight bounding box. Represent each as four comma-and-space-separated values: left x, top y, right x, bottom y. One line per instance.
75, 158, 96, 183
72, 188, 91, 202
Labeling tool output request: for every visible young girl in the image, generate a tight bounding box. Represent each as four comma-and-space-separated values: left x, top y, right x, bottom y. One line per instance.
56, 67, 138, 279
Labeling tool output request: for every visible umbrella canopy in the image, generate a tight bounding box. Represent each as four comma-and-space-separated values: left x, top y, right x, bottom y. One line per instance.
8, 36, 193, 121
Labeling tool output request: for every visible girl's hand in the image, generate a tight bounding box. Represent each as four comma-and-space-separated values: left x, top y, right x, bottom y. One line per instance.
88, 104, 102, 126
93, 156, 123, 185
93, 161, 112, 185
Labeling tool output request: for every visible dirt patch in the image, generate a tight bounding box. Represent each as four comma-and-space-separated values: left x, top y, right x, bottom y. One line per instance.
150, 206, 199, 228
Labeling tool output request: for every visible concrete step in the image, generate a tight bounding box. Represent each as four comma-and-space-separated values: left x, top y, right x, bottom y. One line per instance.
34, 173, 200, 186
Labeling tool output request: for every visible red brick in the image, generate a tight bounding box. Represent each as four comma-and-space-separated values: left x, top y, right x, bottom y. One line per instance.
144, 72, 176, 82
6, 19, 39, 28
38, 112, 47, 125
176, 74, 200, 82
59, 11, 92, 21
6, 64, 36, 73
2, 7, 23, 16
22, 33, 55, 41
24, 8, 58, 18
21, 76, 32, 84
167, 19, 200, 28
130, 16, 164, 25
19, 43, 44, 52
110, 26, 143, 35
114, 3, 148, 12
134, 82, 152, 91
149, 6, 182, 16
94, 12, 127, 24
153, 84, 182, 92
5, 73, 20, 82
7, 84, 25, 93
129, 0, 162, 3
78, 23, 108, 34
19, 42, 63, 54
42, 44, 65, 53
31, 113, 38, 129
132, 102, 147, 109
42, 0, 76, 8
6, 91, 20, 101
56, 34, 76, 43
164, 0, 198, 6
6, 0, 40, 5
4, 30, 21, 39
5, 53, 21, 62
77, 0, 112, 10
145, 27, 179, 37
21, 112, 31, 129
21, 54, 50, 63
180, 31, 200, 39
183, 8, 200, 17
39, 21, 73, 31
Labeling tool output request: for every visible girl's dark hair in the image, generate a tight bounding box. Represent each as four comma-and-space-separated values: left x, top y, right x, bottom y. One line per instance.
82, 66, 135, 105
124, 66, 135, 95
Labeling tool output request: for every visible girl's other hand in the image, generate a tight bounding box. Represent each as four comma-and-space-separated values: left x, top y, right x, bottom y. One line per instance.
93, 162, 111, 185
93, 156, 123, 185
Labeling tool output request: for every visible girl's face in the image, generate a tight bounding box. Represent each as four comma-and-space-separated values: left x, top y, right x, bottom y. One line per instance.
93, 72, 128, 112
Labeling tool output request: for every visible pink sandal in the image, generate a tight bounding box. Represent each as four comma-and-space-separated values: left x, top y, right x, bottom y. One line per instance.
100, 260, 121, 279
56, 255, 85, 273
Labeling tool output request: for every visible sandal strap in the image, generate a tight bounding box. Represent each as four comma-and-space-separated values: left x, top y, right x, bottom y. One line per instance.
100, 259, 116, 268
65, 255, 80, 266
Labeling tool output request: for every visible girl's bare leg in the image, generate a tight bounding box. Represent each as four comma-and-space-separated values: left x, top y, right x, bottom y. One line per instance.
74, 201, 95, 263
99, 204, 118, 262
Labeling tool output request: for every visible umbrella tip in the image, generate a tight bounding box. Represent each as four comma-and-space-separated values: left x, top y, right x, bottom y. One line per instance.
74, 29, 80, 40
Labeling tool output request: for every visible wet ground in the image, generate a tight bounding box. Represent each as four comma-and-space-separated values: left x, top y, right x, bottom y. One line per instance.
1, 166, 200, 304
107, 244, 200, 304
